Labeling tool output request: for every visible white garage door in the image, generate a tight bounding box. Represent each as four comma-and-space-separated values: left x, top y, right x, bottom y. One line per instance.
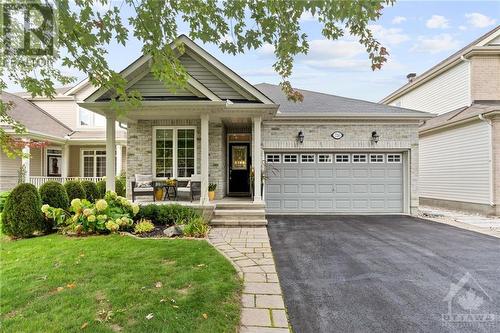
265, 153, 404, 214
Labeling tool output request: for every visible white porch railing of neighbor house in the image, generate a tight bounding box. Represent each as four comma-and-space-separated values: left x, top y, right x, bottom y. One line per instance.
29, 176, 103, 188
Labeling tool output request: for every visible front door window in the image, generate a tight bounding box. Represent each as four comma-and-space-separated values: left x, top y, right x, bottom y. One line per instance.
232, 145, 247, 170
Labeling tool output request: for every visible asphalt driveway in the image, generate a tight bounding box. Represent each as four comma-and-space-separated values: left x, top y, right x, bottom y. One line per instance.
267, 215, 500, 333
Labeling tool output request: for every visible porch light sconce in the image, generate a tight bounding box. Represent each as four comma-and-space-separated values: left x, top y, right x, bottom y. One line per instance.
297, 130, 305, 144
371, 131, 380, 144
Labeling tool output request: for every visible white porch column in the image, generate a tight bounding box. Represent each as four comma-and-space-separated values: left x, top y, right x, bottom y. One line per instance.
200, 113, 209, 205
253, 116, 262, 202
105, 113, 116, 191
116, 144, 122, 176
62, 144, 70, 178
22, 143, 30, 183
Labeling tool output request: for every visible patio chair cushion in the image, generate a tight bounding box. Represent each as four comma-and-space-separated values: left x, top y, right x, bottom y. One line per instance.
133, 187, 153, 192
135, 174, 153, 188
177, 187, 190, 193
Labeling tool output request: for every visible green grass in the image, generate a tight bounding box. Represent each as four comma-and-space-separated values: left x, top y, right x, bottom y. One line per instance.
0, 234, 242, 332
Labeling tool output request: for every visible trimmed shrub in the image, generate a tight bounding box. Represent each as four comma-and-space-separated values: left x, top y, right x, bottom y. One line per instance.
137, 204, 201, 226
115, 176, 126, 197
81, 180, 99, 202
0, 191, 10, 213
39, 181, 69, 209
2, 183, 44, 237
96, 180, 106, 199
64, 180, 86, 201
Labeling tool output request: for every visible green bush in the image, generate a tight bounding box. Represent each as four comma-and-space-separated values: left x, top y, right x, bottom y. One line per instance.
64, 180, 86, 201
0, 191, 10, 213
183, 216, 209, 238
134, 219, 155, 234
136, 204, 201, 226
81, 180, 99, 202
39, 181, 69, 209
2, 183, 44, 237
115, 176, 126, 197
96, 180, 106, 199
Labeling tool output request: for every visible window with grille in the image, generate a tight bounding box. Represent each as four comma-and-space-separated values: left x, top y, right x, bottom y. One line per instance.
301, 154, 315, 163
370, 154, 384, 163
335, 154, 350, 163
154, 127, 196, 178
82, 150, 107, 177
352, 154, 367, 163
318, 154, 332, 163
266, 154, 280, 163
387, 154, 402, 163
283, 154, 298, 163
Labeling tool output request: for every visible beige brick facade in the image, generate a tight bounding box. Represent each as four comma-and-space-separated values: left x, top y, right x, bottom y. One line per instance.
493, 115, 500, 215
471, 55, 500, 102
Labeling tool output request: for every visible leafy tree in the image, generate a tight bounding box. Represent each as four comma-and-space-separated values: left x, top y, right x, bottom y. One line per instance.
1, 0, 392, 155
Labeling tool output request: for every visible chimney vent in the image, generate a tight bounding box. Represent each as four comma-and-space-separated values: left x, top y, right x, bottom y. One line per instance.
406, 73, 417, 83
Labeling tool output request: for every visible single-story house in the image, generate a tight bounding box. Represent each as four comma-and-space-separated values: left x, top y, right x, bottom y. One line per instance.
72, 34, 431, 224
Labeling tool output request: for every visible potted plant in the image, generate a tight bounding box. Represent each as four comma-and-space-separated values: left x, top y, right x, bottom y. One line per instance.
208, 183, 217, 201
154, 181, 165, 201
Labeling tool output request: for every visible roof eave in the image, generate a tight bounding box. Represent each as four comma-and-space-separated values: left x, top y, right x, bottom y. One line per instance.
273, 113, 434, 120
419, 110, 500, 135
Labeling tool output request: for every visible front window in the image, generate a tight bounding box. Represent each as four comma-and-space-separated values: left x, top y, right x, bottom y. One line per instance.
154, 127, 196, 179
82, 150, 107, 177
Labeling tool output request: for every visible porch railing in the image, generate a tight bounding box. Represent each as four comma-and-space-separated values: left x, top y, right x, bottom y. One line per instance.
29, 176, 103, 188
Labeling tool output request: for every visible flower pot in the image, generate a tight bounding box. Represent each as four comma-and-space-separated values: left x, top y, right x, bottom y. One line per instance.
154, 188, 164, 201
208, 191, 216, 201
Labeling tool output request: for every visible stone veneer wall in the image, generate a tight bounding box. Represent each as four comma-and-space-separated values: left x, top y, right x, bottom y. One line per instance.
126, 119, 226, 199
261, 121, 420, 214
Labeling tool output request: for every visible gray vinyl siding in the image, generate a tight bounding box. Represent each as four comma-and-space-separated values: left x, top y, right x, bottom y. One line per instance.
179, 53, 247, 100
127, 72, 196, 97
419, 121, 491, 205
0, 151, 20, 191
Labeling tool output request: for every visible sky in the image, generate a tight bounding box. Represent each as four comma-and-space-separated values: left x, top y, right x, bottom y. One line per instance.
5, 1, 500, 102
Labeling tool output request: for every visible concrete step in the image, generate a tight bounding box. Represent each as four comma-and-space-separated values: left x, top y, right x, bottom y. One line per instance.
215, 202, 266, 210
210, 219, 268, 226
214, 209, 266, 216
212, 214, 266, 221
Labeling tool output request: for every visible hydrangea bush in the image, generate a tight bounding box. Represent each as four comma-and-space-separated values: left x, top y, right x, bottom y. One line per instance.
42, 191, 139, 235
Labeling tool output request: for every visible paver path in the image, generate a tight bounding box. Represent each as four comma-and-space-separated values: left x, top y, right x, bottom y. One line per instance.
209, 227, 291, 333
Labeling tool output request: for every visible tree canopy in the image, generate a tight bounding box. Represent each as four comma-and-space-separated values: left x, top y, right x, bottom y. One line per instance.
1, 0, 392, 155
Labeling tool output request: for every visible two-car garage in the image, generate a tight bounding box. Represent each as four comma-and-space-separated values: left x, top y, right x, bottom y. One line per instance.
264, 152, 405, 214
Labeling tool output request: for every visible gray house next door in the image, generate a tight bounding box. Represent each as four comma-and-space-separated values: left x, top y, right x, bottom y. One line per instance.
264, 152, 404, 214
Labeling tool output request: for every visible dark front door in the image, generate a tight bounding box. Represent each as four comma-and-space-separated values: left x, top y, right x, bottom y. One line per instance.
228, 143, 250, 194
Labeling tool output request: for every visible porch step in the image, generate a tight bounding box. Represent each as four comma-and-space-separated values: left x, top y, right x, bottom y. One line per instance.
210, 219, 268, 226
210, 202, 267, 226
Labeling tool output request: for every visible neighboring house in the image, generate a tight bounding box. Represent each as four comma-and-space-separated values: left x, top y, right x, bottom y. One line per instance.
73, 34, 431, 219
381, 26, 500, 216
0, 87, 127, 192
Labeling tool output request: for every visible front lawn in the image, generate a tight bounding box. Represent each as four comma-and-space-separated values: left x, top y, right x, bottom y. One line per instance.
0, 234, 241, 332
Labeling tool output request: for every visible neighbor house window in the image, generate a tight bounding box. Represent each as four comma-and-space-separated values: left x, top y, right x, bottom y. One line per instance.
370, 154, 384, 163
335, 154, 350, 163
79, 107, 105, 127
318, 154, 332, 163
352, 154, 367, 163
82, 150, 106, 177
283, 154, 298, 163
387, 154, 402, 163
154, 127, 196, 179
266, 154, 280, 163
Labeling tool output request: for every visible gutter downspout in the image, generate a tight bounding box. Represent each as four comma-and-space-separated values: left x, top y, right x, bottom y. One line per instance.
478, 114, 495, 207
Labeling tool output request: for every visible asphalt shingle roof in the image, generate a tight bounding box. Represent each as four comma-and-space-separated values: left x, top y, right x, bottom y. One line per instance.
255, 83, 432, 117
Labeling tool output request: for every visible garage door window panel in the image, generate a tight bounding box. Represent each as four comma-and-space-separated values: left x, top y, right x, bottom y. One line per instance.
387, 154, 402, 163
283, 154, 298, 163
301, 154, 315, 163
370, 154, 384, 163
352, 154, 367, 163
318, 154, 332, 163
335, 154, 350, 163
266, 154, 281, 163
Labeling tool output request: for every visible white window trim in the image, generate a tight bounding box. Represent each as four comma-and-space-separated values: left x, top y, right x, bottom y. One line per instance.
370, 154, 385, 163
283, 154, 298, 163
318, 154, 333, 163
387, 154, 402, 163
300, 154, 315, 163
45, 146, 62, 176
335, 154, 350, 163
80, 148, 107, 177
153, 126, 197, 180
352, 154, 368, 163
265, 154, 281, 163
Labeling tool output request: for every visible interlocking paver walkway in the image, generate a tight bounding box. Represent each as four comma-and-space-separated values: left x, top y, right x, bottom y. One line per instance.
208, 227, 291, 333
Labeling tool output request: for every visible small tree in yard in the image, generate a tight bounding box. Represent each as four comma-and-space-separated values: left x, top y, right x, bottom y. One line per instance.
2, 183, 44, 238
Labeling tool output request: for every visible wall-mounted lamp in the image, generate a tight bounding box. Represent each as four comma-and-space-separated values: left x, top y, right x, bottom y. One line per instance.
297, 130, 305, 144
371, 131, 380, 144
